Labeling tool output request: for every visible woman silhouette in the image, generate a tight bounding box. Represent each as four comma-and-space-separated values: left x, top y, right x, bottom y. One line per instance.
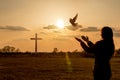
75, 27, 115, 80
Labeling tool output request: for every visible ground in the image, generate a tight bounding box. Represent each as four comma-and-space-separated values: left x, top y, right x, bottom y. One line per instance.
0, 53, 120, 80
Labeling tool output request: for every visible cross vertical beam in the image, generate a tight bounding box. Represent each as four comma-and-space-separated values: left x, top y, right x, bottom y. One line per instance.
30, 33, 42, 53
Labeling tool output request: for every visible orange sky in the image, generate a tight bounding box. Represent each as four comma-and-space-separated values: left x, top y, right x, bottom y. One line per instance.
0, 0, 120, 52
0, 0, 120, 27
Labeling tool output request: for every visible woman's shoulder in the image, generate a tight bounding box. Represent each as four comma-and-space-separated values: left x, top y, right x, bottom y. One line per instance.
95, 40, 105, 46
96, 40, 112, 46
96, 40, 104, 44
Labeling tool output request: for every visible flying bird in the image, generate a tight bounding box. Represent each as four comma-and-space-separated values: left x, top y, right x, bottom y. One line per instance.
69, 14, 78, 26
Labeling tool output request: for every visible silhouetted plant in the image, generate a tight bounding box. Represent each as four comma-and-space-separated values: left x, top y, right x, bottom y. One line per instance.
0, 45, 20, 53
53, 48, 58, 53
72, 49, 78, 53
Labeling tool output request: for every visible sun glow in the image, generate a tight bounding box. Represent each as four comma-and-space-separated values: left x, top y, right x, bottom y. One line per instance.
56, 19, 65, 29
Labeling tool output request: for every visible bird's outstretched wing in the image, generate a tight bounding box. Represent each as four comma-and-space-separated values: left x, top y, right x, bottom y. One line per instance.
73, 14, 78, 22
69, 14, 78, 26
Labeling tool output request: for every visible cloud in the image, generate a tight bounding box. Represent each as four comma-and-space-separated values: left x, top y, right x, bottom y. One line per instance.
0, 25, 29, 31
80, 27, 99, 32
39, 32, 47, 35
43, 25, 57, 29
53, 30, 61, 33
43, 24, 82, 31
114, 32, 120, 37
111, 27, 120, 32
65, 25, 82, 31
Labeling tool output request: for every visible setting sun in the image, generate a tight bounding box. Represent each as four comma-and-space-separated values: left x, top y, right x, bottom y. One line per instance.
56, 19, 65, 29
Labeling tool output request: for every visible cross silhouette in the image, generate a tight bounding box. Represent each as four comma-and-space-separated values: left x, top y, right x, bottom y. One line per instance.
30, 33, 42, 53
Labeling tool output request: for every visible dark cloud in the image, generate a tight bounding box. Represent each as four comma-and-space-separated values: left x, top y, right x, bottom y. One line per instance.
0, 26, 29, 31
80, 27, 99, 32
43, 25, 57, 29
111, 27, 120, 32
43, 24, 82, 31
53, 30, 61, 33
40, 32, 47, 34
114, 32, 120, 37
65, 25, 82, 31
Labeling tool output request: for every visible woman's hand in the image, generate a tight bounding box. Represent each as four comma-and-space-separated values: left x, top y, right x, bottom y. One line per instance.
81, 36, 89, 42
75, 37, 82, 43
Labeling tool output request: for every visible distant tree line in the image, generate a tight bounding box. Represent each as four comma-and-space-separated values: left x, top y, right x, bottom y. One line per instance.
0, 45, 20, 53
0, 46, 120, 57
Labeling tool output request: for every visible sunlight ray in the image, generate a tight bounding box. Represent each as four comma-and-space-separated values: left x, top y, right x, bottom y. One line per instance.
65, 52, 73, 72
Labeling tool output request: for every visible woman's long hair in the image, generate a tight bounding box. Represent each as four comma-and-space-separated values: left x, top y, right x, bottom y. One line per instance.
101, 26, 115, 56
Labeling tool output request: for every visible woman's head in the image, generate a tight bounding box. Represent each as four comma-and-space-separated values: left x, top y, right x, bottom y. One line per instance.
101, 26, 113, 40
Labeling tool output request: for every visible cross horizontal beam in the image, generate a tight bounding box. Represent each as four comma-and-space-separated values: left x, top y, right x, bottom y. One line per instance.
30, 33, 42, 53
30, 38, 42, 40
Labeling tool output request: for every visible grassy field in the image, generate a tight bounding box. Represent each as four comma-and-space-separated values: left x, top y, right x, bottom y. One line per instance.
0, 53, 120, 80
